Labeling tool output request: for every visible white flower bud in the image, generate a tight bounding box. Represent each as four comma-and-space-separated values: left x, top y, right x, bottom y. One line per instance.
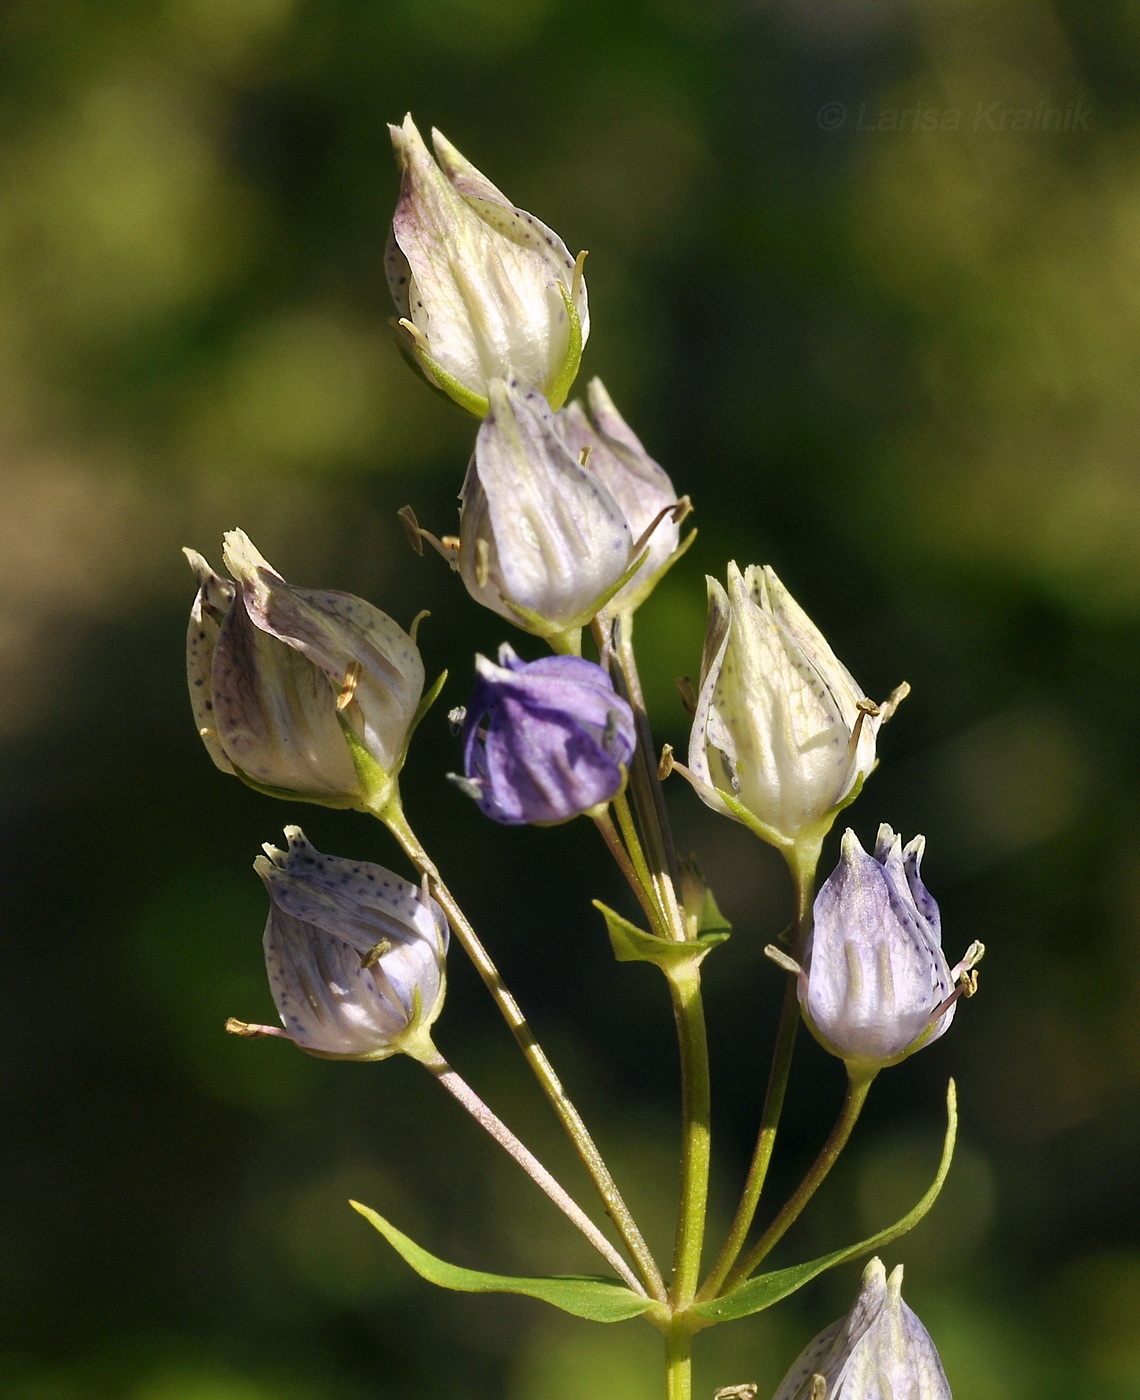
185, 531, 425, 810
387, 115, 588, 415
684, 563, 906, 851
773, 1257, 952, 1400
458, 379, 633, 647
232, 828, 449, 1060
557, 378, 687, 614
768, 826, 983, 1073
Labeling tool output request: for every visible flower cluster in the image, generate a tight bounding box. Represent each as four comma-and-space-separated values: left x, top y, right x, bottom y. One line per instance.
178, 115, 980, 1400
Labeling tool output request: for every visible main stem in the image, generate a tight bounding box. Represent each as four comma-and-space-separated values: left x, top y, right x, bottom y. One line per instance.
668, 961, 712, 1309
380, 796, 667, 1302
604, 622, 713, 1333
664, 1324, 693, 1400
724, 1069, 875, 1289
698, 843, 818, 1300
414, 1041, 645, 1293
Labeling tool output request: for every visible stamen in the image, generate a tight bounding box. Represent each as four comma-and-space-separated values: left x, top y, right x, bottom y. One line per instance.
336, 661, 363, 711
878, 680, 911, 723
361, 938, 392, 970
475, 538, 491, 589
398, 505, 459, 566
658, 743, 675, 780
578, 445, 593, 469
409, 608, 431, 643
764, 945, 804, 977
447, 773, 484, 801
809, 1377, 826, 1400
570, 249, 588, 302
447, 706, 467, 735
225, 1018, 287, 1039
398, 317, 430, 351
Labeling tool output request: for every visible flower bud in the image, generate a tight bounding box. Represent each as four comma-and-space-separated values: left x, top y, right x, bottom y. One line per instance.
456, 643, 636, 825
229, 828, 449, 1060
387, 115, 589, 415
684, 563, 906, 852
458, 379, 633, 648
773, 1257, 952, 1400
556, 378, 687, 615
185, 531, 425, 810
768, 826, 983, 1073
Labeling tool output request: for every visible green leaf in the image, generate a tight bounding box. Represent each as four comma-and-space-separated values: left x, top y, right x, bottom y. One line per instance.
594, 900, 729, 967
693, 1079, 958, 1324
351, 1201, 656, 1323
679, 855, 732, 938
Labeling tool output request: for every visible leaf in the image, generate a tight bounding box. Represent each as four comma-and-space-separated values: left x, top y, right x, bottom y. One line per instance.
351, 1201, 657, 1323
693, 1079, 958, 1323
594, 900, 729, 968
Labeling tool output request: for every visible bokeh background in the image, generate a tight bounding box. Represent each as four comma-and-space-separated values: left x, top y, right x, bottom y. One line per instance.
2, 0, 1138, 1396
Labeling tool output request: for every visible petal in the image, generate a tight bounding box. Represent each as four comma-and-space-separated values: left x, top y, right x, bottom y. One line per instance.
390, 116, 579, 396
211, 587, 359, 798
431, 125, 589, 340
263, 904, 408, 1057
557, 380, 679, 609
257, 827, 447, 961
184, 549, 235, 775
464, 381, 631, 631
223, 530, 425, 773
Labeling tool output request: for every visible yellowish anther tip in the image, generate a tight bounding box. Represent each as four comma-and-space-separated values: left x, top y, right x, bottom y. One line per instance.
336, 661, 363, 712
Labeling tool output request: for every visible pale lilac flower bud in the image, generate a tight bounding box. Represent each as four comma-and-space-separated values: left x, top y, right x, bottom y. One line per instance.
387, 115, 589, 415
773, 1257, 952, 1400
185, 531, 424, 810
768, 826, 983, 1073
458, 379, 633, 648
229, 827, 449, 1061
684, 563, 906, 852
556, 378, 687, 615
457, 643, 635, 825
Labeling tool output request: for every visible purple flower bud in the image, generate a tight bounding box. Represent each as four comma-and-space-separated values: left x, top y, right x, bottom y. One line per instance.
458, 644, 636, 825
769, 826, 983, 1072
230, 827, 449, 1061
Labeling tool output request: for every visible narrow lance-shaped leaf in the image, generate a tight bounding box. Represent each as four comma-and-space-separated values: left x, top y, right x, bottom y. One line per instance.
351, 1202, 658, 1324
693, 1079, 957, 1324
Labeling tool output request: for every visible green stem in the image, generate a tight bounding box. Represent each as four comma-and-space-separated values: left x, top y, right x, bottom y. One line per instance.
667, 959, 712, 1310
593, 808, 660, 930
698, 843, 820, 1301
664, 1324, 693, 1400
602, 619, 686, 940
413, 1040, 646, 1293
612, 792, 671, 938
724, 1068, 876, 1292
379, 795, 668, 1302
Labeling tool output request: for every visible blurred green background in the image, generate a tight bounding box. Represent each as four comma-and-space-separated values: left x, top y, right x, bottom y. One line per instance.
2, 0, 1138, 1396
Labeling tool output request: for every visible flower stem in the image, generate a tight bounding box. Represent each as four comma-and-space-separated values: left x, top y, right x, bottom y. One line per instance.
593, 808, 659, 929
411, 1040, 646, 1293
604, 619, 686, 940
667, 958, 712, 1310
664, 1323, 693, 1400
723, 1067, 876, 1291
379, 794, 667, 1302
698, 843, 819, 1300
611, 792, 672, 938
